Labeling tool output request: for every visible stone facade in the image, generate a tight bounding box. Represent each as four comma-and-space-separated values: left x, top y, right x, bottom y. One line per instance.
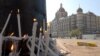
50, 4, 100, 38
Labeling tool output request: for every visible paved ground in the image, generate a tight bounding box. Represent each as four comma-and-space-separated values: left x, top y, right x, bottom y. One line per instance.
56, 38, 100, 56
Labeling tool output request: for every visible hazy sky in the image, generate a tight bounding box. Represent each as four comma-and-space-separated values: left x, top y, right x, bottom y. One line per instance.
46, 0, 100, 22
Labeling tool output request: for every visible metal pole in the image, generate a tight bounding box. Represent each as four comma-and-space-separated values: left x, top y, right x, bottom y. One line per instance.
17, 9, 22, 37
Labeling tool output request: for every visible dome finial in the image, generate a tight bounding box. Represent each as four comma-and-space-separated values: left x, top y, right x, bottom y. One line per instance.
77, 4, 83, 13
79, 4, 80, 8
60, 3, 63, 8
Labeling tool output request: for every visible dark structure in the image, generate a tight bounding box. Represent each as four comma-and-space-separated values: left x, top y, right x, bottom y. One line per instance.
0, 0, 47, 36
0, 0, 47, 56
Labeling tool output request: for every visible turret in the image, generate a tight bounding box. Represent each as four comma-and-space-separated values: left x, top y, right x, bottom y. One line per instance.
77, 6, 83, 14
55, 3, 68, 19
76, 7, 84, 33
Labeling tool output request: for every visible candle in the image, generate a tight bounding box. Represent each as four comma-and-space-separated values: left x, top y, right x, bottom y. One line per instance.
37, 27, 42, 56
43, 19, 45, 34
9, 44, 15, 56
29, 18, 38, 56
33, 18, 37, 22
40, 27, 42, 32
17, 9, 22, 38
1, 11, 12, 34
18, 9, 20, 13
0, 11, 12, 56
9, 44, 20, 56
44, 30, 50, 56
23, 34, 29, 39
42, 19, 50, 56
10, 32, 14, 36
10, 32, 14, 37
11, 44, 14, 51
0, 34, 3, 56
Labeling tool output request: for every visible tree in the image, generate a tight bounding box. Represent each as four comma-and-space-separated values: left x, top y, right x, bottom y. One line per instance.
69, 28, 82, 39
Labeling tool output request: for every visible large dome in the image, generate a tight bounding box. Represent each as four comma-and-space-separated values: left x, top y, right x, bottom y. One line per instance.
55, 3, 68, 18
77, 7, 83, 13
59, 3, 66, 12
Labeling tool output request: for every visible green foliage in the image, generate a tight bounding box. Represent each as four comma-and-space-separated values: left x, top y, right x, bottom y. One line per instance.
69, 28, 81, 38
